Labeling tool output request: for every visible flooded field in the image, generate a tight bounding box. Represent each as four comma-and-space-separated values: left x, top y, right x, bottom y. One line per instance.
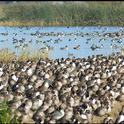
0, 26, 124, 60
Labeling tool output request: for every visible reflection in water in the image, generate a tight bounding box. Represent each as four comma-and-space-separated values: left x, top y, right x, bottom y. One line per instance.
0, 26, 124, 60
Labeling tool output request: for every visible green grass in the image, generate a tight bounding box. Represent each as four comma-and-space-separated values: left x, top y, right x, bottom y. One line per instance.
0, 1, 124, 26
0, 102, 18, 123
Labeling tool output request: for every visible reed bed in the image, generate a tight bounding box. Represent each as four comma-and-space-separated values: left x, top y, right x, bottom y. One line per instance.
0, 46, 50, 63
0, 1, 124, 26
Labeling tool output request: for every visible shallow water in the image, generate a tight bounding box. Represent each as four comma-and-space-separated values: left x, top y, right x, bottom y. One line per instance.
0, 26, 124, 60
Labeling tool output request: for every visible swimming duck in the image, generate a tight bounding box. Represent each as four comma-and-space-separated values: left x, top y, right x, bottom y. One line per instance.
60, 45, 68, 50
74, 45, 80, 50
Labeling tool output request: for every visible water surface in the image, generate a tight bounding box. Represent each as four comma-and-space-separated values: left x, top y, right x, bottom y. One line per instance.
0, 26, 124, 60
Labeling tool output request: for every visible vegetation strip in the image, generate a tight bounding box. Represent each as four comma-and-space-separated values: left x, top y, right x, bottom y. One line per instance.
0, 1, 124, 26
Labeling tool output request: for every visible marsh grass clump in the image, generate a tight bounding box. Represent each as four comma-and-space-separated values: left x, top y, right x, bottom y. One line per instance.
0, 46, 50, 63
0, 102, 18, 123
0, 1, 124, 26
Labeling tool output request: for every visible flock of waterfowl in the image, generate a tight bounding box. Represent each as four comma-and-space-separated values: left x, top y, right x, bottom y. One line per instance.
0, 52, 124, 123
1, 26, 124, 123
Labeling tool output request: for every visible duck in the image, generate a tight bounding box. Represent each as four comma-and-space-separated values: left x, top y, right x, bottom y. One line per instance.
89, 82, 99, 92
4, 90, 14, 102
116, 91, 124, 102
68, 52, 73, 57
45, 117, 56, 123
45, 103, 57, 115
28, 74, 37, 83
103, 114, 113, 123
33, 79, 44, 89
18, 113, 34, 123
79, 110, 87, 120
74, 45, 80, 50
60, 107, 73, 122
33, 109, 45, 121
87, 38, 92, 41
50, 106, 65, 120
10, 97, 22, 109
85, 110, 93, 122
94, 104, 107, 116
115, 114, 124, 123
1, 39, 8, 42
74, 95, 80, 107
24, 99, 32, 110
81, 91, 90, 102
31, 96, 43, 111
60, 45, 68, 50
38, 101, 50, 112
15, 83, 25, 93
0, 94, 4, 103
52, 95, 60, 107
26, 67, 34, 77
110, 97, 117, 108
119, 105, 124, 115
66, 96, 74, 107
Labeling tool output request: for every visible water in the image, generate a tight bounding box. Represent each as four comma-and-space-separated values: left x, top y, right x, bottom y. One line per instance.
0, 26, 124, 60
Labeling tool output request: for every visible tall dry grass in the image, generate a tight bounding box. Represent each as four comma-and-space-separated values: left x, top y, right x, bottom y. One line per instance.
0, 46, 50, 63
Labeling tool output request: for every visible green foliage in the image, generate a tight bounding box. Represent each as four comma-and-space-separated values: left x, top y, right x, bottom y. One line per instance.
0, 102, 18, 123
0, 1, 124, 26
